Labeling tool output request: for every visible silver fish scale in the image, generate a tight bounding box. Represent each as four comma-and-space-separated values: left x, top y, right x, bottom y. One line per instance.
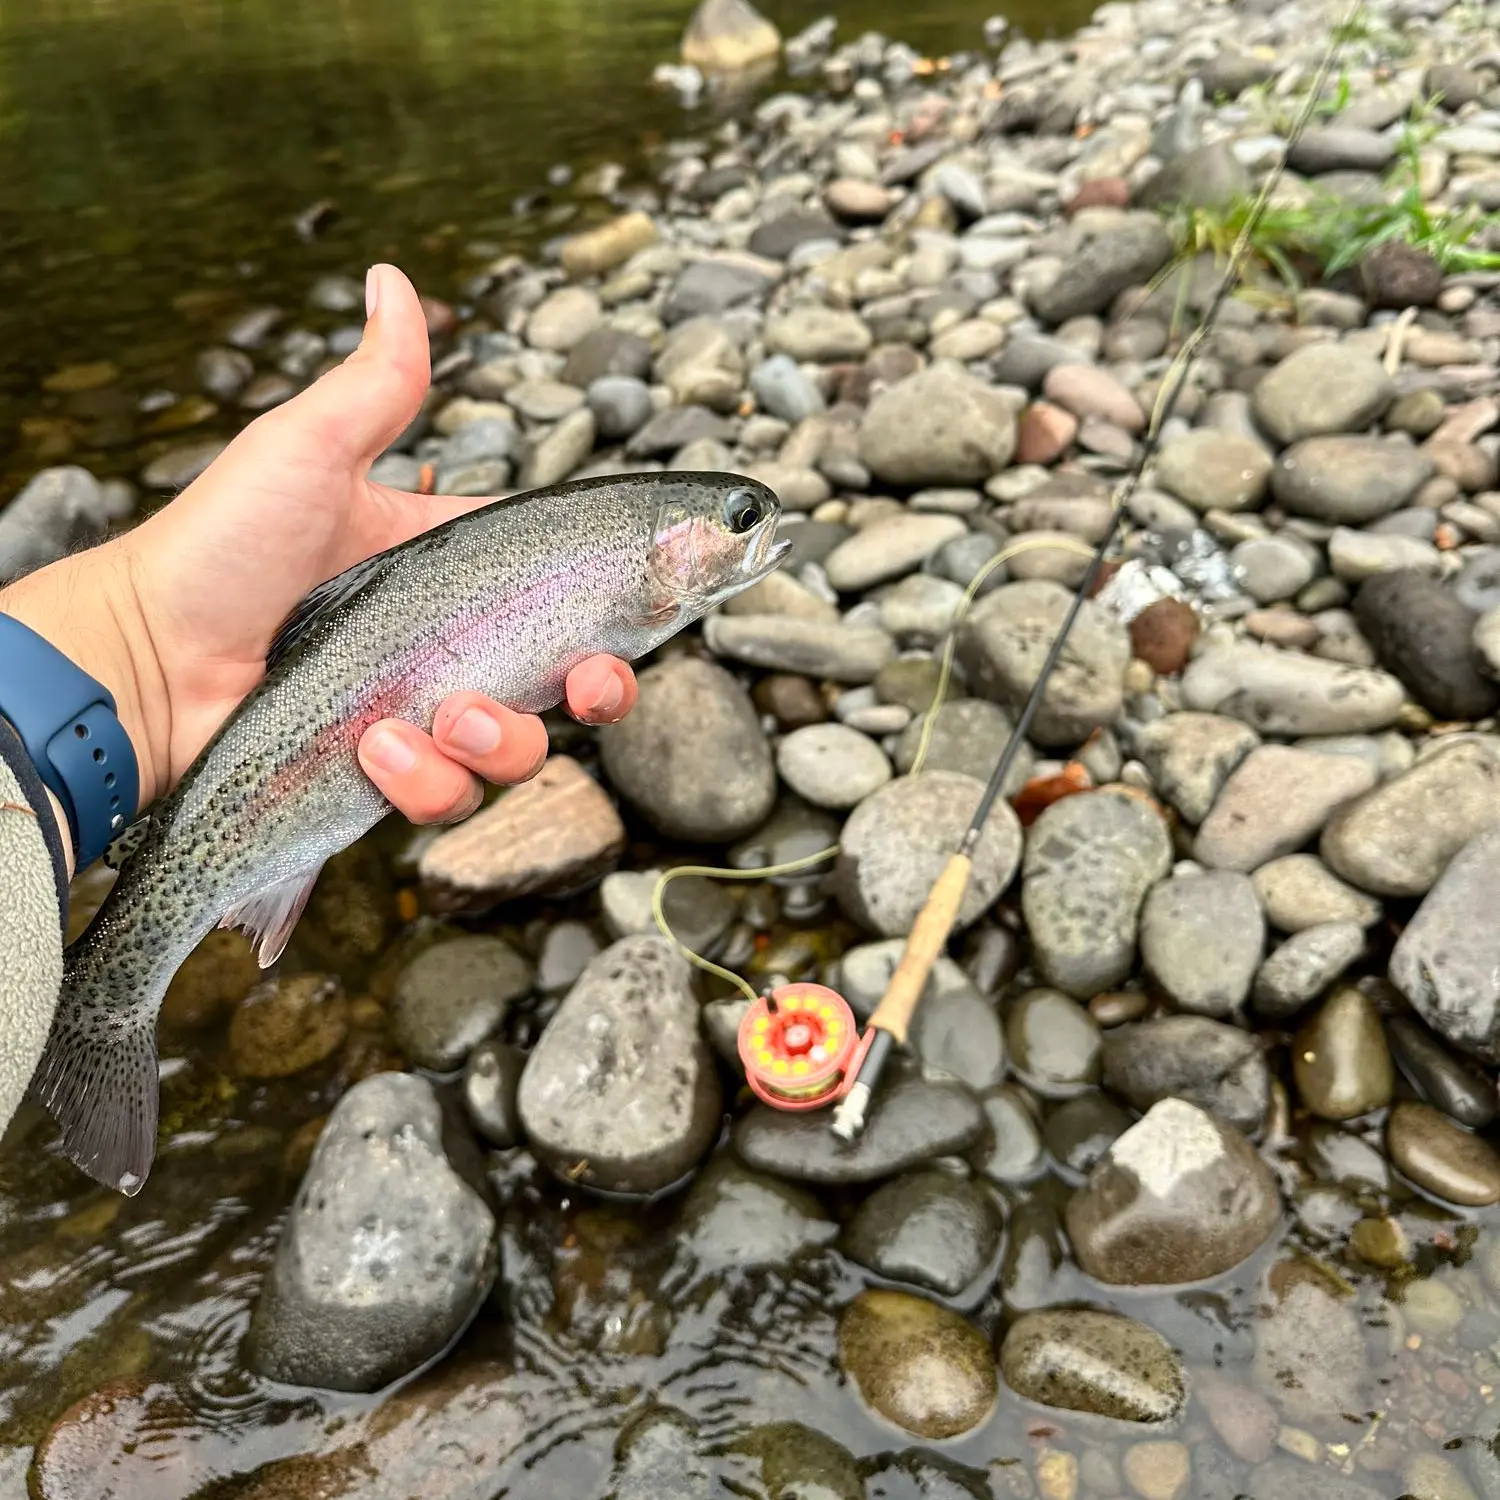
34, 470, 783, 1195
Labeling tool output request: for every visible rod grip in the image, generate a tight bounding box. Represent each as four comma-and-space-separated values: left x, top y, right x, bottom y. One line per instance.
867, 852, 973, 1043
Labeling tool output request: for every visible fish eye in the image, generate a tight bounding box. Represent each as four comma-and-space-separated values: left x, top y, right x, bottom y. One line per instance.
723, 487, 764, 534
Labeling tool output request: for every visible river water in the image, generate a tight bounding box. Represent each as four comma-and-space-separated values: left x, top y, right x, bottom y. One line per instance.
0, 0, 1091, 491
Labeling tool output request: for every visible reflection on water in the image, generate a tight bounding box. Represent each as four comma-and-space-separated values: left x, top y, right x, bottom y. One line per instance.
0, 0, 1094, 488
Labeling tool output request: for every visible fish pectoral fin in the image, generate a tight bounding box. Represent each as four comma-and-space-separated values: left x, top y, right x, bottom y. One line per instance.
219, 866, 324, 968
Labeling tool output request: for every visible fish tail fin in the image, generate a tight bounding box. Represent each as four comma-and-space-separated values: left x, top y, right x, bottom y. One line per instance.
32, 934, 160, 1197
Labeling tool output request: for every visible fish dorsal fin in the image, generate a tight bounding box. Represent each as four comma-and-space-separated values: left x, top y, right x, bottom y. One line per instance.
218, 864, 325, 967
265, 554, 396, 672
103, 814, 151, 870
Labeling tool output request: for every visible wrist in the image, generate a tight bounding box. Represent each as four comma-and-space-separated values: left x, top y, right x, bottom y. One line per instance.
0, 538, 170, 824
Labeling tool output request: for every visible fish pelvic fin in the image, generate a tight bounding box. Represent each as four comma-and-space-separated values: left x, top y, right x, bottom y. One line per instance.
218, 865, 324, 968
32, 939, 160, 1196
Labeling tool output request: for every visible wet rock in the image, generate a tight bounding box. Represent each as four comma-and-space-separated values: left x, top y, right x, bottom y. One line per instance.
1132, 712, 1259, 825
228, 973, 348, 1079
197, 345, 254, 399
391, 936, 533, 1072
1252, 922, 1365, 1017
0, 465, 117, 580
1192, 1367, 1278, 1464
559, 210, 659, 279
1388, 1099, 1500, 1206
517, 936, 722, 1195
1022, 789, 1174, 999
141, 437, 229, 489
1065, 1099, 1281, 1285
1251, 1272, 1368, 1430
1123, 1441, 1190, 1500
1251, 343, 1393, 445
160, 928, 264, 1031
1181, 643, 1406, 735
736, 1424, 864, 1500
834, 771, 1022, 937
705, 613, 897, 681
1031, 215, 1175, 324
461, 1039, 526, 1148
1007, 988, 1103, 1098
999, 1309, 1186, 1425
959, 580, 1129, 747
1247, 1458, 1379, 1500
1352, 570, 1498, 721
972, 1085, 1047, 1184
1251, 854, 1383, 932
838, 1289, 997, 1440
843, 1170, 1003, 1299
606, 1407, 711, 1500
1387, 1015, 1498, 1128
1045, 1091, 1133, 1179
1323, 740, 1500, 898
1271, 434, 1433, 524
600, 657, 775, 841
776, 722, 892, 808
246, 1073, 496, 1393
733, 1068, 985, 1184
1292, 985, 1394, 1120
677, 1154, 837, 1269
858, 365, 1018, 487
1139, 870, 1265, 1019
1102, 1017, 1270, 1135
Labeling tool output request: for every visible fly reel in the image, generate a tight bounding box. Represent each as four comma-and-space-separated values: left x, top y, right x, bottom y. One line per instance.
737, 983, 869, 1111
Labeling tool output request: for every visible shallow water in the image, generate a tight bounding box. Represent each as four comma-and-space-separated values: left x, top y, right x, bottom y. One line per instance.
0, 0, 1095, 491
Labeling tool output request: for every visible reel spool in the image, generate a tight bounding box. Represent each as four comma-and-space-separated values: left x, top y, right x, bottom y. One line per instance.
737, 983, 865, 1111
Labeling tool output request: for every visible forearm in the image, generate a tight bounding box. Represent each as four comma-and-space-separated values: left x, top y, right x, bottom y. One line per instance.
0, 537, 172, 870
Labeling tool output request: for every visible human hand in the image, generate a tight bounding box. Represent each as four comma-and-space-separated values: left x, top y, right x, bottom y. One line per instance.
0, 264, 638, 862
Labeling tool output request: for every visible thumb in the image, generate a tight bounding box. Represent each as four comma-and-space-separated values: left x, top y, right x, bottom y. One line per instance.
252, 262, 432, 473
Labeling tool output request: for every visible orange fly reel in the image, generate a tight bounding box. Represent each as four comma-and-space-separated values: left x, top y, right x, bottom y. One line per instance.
737, 982, 867, 1111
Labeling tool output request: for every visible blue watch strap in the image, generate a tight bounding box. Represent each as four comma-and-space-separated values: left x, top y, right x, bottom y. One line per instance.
0, 613, 140, 872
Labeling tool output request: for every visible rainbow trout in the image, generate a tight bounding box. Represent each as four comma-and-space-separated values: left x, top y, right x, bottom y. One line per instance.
34, 471, 787, 1195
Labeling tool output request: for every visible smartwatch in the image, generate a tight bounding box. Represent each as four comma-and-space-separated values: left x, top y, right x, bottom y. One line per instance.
0, 613, 140, 872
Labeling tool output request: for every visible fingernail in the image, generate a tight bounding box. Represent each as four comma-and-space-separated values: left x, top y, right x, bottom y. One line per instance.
448, 707, 502, 756
365, 726, 416, 774
590, 674, 625, 718
365, 265, 382, 321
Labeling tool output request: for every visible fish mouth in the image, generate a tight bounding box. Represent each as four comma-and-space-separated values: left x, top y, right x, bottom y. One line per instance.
744, 530, 792, 582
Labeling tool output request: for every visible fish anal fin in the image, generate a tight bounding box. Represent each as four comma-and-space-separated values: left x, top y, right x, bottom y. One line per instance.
219, 867, 324, 968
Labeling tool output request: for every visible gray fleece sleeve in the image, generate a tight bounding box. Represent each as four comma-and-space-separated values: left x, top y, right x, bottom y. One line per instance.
0, 720, 64, 1136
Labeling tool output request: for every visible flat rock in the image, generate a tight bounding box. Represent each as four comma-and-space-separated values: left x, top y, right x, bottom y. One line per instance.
1251, 343, 1393, 445
391, 936, 534, 1072
1252, 1275, 1369, 1431
1102, 1016, 1271, 1135
1131, 712, 1259, 825
999, 1309, 1186, 1425
517, 936, 722, 1195
1390, 824, 1500, 1063
892, 698, 1037, 793
1007, 987, 1103, 1099
823, 514, 968, 592
1352, 570, 1499, 721
676, 1154, 838, 1270
733, 1068, 985, 1184
764, 305, 872, 363
1321, 739, 1500, 897
1194, 744, 1377, 872
419, 755, 625, 912
1139, 870, 1265, 1019
958, 579, 1130, 747
704, 613, 897, 682
1153, 429, 1272, 513
599, 657, 775, 841
1271, 435, 1434, 524
1064, 1099, 1281, 1285
1181, 642, 1406, 735
858, 365, 1018, 487
1030, 214, 1175, 324
1022, 789, 1172, 999
835, 771, 1022, 937
245, 1073, 497, 1392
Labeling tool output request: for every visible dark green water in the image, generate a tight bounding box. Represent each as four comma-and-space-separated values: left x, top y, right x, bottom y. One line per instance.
0, 0, 1095, 491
